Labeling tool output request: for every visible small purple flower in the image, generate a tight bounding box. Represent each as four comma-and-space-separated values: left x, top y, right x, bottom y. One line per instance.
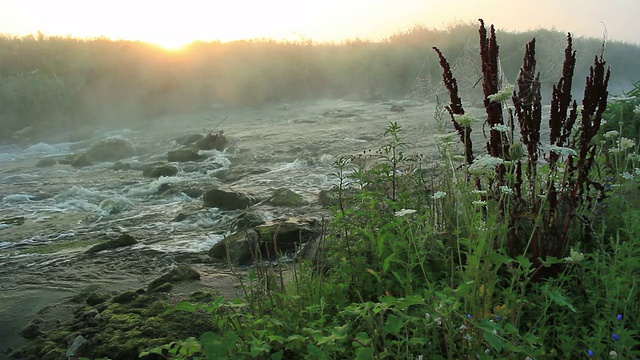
467, 314, 473, 319
496, 315, 503, 321
588, 349, 595, 356
617, 314, 623, 321
612, 333, 620, 341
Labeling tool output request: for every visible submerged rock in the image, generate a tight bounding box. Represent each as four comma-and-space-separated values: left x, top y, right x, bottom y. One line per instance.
83, 137, 136, 162
85, 234, 138, 254
174, 133, 204, 146
203, 187, 255, 210
112, 161, 131, 171
195, 131, 228, 150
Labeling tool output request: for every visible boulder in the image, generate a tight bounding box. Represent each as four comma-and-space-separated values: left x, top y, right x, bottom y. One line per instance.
269, 188, 307, 207
174, 133, 204, 146
209, 218, 321, 265
147, 265, 201, 293
203, 188, 255, 210
35, 158, 57, 167
318, 189, 339, 207
142, 162, 178, 178
70, 153, 93, 168
83, 137, 136, 162
85, 234, 138, 254
196, 131, 228, 150
390, 104, 405, 112
168, 147, 206, 162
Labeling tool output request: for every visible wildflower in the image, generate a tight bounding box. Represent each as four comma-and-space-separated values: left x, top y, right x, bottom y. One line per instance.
468, 155, 504, 176
459, 324, 468, 330
496, 315, 503, 321
395, 208, 417, 217
492, 329, 498, 335
491, 124, 510, 133
418, 356, 423, 360
564, 248, 585, 263
509, 142, 525, 161
453, 114, 478, 127
472, 200, 487, 206
627, 153, 640, 161
472, 189, 487, 195
549, 145, 577, 157
635, 168, 640, 176
619, 137, 636, 150
608, 147, 622, 154
453, 155, 466, 162
425, 313, 431, 321
434, 317, 442, 325
634, 104, 640, 115
610, 350, 618, 358
621, 172, 634, 180
463, 333, 473, 342
485, 349, 491, 355
617, 314, 623, 321
467, 314, 473, 319
431, 191, 447, 200
488, 83, 514, 103
588, 350, 595, 357
612, 333, 620, 341
604, 130, 619, 139
525, 357, 533, 360
500, 186, 513, 194
434, 132, 458, 142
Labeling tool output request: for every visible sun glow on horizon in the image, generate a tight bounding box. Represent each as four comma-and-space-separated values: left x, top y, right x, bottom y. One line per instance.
1, 0, 639, 48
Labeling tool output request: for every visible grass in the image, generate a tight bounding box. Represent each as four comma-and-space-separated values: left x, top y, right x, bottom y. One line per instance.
132, 20, 640, 360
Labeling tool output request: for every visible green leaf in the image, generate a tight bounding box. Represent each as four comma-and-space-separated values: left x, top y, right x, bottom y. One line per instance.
483, 331, 504, 352
168, 301, 199, 315
201, 331, 238, 360
382, 253, 395, 273
544, 285, 577, 312
383, 314, 404, 334
540, 256, 563, 267
271, 350, 284, 360
316, 325, 349, 345
355, 347, 374, 360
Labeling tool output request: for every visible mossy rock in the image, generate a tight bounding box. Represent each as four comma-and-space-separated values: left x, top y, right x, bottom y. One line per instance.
86, 291, 111, 306
269, 188, 307, 206
208, 230, 258, 264
112, 290, 138, 304
147, 265, 201, 293
152, 282, 173, 293
85, 234, 138, 254
203, 187, 255, 210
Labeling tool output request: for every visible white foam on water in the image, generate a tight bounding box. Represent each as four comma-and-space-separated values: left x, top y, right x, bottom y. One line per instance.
146, 233, 224, 253
2, 194, 33, 203
99, 196, 135, 215
126, 176, 183, 197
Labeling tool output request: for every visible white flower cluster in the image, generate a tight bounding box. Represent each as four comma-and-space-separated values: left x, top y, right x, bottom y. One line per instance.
488, 83, 514, 103
564, 248, 585, 263
634, 104, 640, 116
394, 208, 417, 217
453, 114, 478, 127
603, 130, 619, 139
491, 124, 510, 133
434, 132, 458, 143
468, 155, 504, 176
431, 191, 447, 200
549, 145, 577, 157
609, 137, 637, 154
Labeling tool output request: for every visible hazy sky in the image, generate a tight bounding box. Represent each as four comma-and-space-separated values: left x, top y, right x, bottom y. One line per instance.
0, 0, 638, 49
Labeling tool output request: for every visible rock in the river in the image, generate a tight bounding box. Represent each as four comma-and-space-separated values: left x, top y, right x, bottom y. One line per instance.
85, 234, 138, 254
318, 189, 339, 207
35, 158, 57, 167
209, 217, 321, 265
70, 153, 93, 168
142, 162, 178, 178
168, 147, 206, 162
147, 265, 201, 293
195, 131, 228, 150
269, 188, 307, 207
19, 321, 43, 339
390, 104, 405, 112
203, 188, 255, 210
83, 137, 136, 162
174, 133, 204, 146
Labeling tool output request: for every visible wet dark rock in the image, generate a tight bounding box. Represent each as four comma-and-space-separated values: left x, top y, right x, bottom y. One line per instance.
157, 183, 172, 194
168, 147, 206, 162
209, 218, 321, 265
203, 187, 255, 210
195, 131, 228, 150
112, 290, 138, 304
85, 234, 138, 254
231, 210, 267, 232
182, 187, 204, 198
147, 265, 201, 293
70, 153, 93, 168
269, 188, 307, 207
112, 161, 131, 171
219, 165, 270, 183
35, 158, 57, 167
152, 282, 174, 293
19, 322, 43, 339
318, 189, 339, 207
86, 291, 110, 306
142, 162, 178, 178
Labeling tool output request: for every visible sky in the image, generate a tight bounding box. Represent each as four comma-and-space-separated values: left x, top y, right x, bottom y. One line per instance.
0, 0, 638, 49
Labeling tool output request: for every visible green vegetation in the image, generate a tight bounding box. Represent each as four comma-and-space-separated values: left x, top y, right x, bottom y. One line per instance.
133, 22, 640, 359
2, 22, 640, 142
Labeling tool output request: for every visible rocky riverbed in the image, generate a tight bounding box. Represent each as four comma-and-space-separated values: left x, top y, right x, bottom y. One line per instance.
0, 98, 487, 356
